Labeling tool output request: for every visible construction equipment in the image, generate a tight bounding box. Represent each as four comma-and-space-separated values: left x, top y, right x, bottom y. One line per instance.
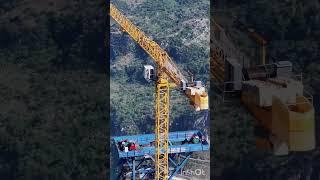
241, 76, 315, 155
110, 3, 208, 179
113, 130, 209, 179
211, 21, 315, 155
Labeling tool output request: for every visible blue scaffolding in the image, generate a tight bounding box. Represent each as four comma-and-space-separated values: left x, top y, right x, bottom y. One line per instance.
113, 130, 209, 179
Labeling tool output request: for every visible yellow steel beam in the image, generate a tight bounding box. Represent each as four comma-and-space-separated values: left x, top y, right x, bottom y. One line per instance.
110, 3, 187, 86
110, 4, 171, 179
155, 73, 170, 179
110, 4, 209, 179
110, 2, 208, 111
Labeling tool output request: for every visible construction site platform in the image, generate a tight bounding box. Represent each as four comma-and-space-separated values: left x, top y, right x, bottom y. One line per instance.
113, 130, 209, 158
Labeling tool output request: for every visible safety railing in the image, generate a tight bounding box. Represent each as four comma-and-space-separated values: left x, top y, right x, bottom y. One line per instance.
118, 143, 209, 158
291, 73, 303, 82
290, 73, 313, 104
114, 130, 200, 145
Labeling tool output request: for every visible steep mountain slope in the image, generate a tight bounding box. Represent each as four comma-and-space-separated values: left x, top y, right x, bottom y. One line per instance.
110, 1, 210, 179
0, 1, 108, 179
110, 0, 210, 136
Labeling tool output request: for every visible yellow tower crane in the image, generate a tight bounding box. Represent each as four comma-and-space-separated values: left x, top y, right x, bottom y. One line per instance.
110, 3, 209, 179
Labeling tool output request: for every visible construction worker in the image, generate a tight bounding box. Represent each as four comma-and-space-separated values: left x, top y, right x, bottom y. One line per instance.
129, 143, 135, 151
190, 134, 200, 144
182, 138, 188, 145
201, 136, 207, 145
118, 140, 128, 151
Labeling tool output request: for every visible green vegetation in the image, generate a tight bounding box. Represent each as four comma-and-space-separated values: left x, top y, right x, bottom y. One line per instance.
0, 1, 108, 179
110, 0, 210, 136
110, 0, 210, 178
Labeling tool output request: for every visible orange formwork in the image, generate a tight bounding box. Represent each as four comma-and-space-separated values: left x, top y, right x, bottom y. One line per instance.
242, 92, 315, 154
273, 96, 315, 151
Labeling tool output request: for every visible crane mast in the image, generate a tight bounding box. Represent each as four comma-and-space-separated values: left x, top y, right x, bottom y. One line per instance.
155, 77, 170, 179
110, 3, 208, 179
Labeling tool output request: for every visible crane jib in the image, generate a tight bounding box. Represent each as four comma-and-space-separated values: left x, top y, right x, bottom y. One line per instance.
110, 3, 209, 179
110, 3, 187, 86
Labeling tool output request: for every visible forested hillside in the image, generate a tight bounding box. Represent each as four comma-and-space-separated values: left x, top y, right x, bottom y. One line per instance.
0, 0, 108, 179
110, 0, 210, 137
110, 0, 210, 178
212, 0, 320, 179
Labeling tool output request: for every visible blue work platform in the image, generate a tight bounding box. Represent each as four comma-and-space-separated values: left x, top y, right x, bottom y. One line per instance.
112, 130, 209, 180
114, 130, 209, 158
